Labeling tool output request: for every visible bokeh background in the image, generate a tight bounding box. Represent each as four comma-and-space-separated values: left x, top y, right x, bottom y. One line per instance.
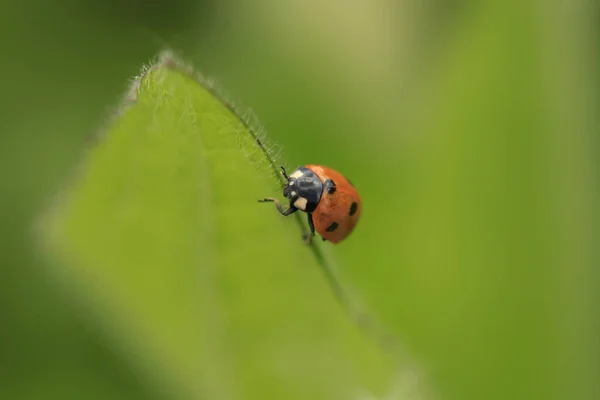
1, 1, 598, 399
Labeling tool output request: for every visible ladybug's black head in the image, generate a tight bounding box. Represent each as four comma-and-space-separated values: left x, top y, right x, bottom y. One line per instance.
282, 166, 323, 213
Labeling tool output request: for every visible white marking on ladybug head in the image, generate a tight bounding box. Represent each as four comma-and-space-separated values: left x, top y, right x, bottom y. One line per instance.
288, 180, 295, 185
290, 170, 303, 179
294, 197, 308, 210
291, 191, 297, 197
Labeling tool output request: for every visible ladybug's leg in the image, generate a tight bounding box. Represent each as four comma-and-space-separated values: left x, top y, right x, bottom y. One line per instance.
302, 213, 316, 245
279, 166, 289, 180
258, 197, 297, 216
307, 213, 315, 235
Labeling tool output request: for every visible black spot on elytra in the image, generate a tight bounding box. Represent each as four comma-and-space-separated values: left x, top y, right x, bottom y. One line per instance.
349, 202, 358, 216
324, 179, 336, 194
325, 222, 339, 232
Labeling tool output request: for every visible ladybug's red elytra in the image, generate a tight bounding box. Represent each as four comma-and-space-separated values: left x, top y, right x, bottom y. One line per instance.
259, 165, 361, 244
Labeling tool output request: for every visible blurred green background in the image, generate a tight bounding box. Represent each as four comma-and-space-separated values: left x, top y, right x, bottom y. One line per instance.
1, 0, 598, 399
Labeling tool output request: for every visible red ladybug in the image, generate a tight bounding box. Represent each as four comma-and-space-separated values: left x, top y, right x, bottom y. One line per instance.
259, 165, 361, 244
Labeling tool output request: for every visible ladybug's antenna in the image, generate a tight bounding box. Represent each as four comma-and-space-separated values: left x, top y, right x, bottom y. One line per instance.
279, 166, 289, 180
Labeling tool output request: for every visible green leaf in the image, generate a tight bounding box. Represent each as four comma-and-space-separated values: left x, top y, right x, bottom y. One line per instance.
40, 53, 401, 399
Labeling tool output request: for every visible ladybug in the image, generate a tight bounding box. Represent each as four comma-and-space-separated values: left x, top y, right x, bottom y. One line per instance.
259, 165, 361, 244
